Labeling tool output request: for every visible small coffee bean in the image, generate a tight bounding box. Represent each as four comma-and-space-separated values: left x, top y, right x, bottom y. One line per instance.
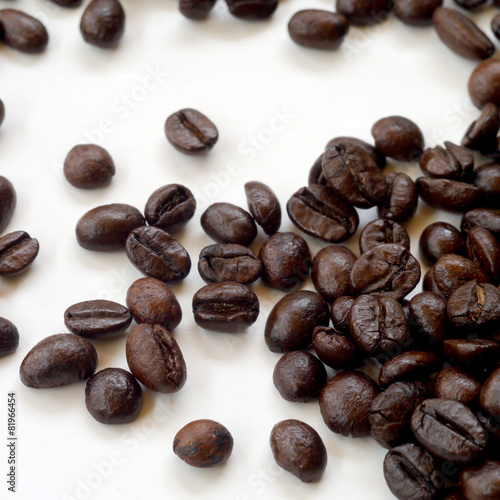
393, 0, 442, 25
63, 145, 115, 189
359, 218, 410, 254
443, 339, 500, 373
179, 0, 217, 20
474, 162, 500, 206
419, 221, 465, 266
409, 291, 450, 347
461, 103, 500, 152
192, 281, 259, 333
433, 366, 481, 406
326, 136, 386, 168
330, 295, 355, 333
312, 325, 364, 369
0, 231, 39, 277
378, 171, 418, 222
336, 0, 391, 25
126, 323, 187, 393
467, 226, 500, 284
460, 460, 500, 500
0, 9, 49, 53
420, 141, 474, 180
308, 154, 327, 186
480, 367, 500, 421
244, 181, 281, 235
468, 58, 500, 109
174, 419, 233, 467
20, 334, 97, 388
225, 0, 278, 20
85, 368, 142, 424
461, 208, 500, 240
270, 420, 327, 483
80, 0, 125, 48
165, 108, 218, 154
0, 318, 18, 356
0, 176, 16, 234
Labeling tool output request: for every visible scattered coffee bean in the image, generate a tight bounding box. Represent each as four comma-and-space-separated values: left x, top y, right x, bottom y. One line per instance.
359, 218, 410, 254
326, 136, 386, 167
461, 208, 500, 240
468, 58, 500, 109
378, 171, 418, 222
0, 9, 49, 53
313, 325, 363, 369
179, 0, 217, 20
419, 221, 465, 266
466, 226, 500, 285
474, 162, 500, 206
0, 176, 15, 234
420, 141, 474, 180
244, 181, 281, 235
480, 367, 500, 421
393, 0, 442, 25
409, 291, 450, 347
80, 0, 125, 48
0, 231, 39, 277
460, 460, 500, 500
336, 0, 391, 25
433, 366, 481, 406
0, 317, 18, 356
461, 103, 500, 152
225, 0, 278, 20
330, 295, 355, 333
443, 339, 500, 374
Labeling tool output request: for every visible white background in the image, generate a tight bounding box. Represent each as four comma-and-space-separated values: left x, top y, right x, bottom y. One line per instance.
0, 0, 495, 499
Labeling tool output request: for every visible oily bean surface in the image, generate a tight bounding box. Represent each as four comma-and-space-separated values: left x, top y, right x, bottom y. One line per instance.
443, 339, 500, 373
330, 296, 355, 333
461, 208, 500, 240
433, 366, 481, 406
480, 367, 500, 421
468, 58, 500, 109
474, 162, 500, 206
419, 221, 465, 266
225, 0, 278, 20
467, 226, 500, 284
336, 0, 391, 25
325, 136, 386, 168
312, 325, 363, 369
462, 103, 500, 152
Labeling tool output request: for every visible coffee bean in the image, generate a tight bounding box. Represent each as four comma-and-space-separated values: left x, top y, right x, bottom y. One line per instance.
174, 419, 233, 468
225, 0, 278, 20
270, 420, 327, 483
259, 232, 311, 291
443, 339, 500, 373
265, 290, 329, 353
461, 208, 500, 240
165, 108, 218, 154
467, 227, 500, 285
336, 0, 391, 25
80, 0, 125, 48
419, 221, 465, 266
64, 300, 132, 339
420, 141, 474, 180
0, 99, 4, 127
453, 0, 487, 8
468, 58, 500, 109
63, 145, 115, 189
441, 489, 466, 500
433, 366, 481, 406
0, 176, 15, 234
422, 267, 442, 296
126, 323, 187, 393
20, 334, 97, 388
359, 218, 410, 254
85, 368, 142, 424
313, 325, 364, 369
126, 277, 182, 331
475, 162, 500, 207
288, 10, 349, 50
287, 184, 359, 243
308, 154, 327, 186
179, 0, 217, 20
326, 136, 386, 168
244, 181, 281, 235
330, 296, 355, 333
477, 410, 500, 442
144, 184, 196, 233
460, 460, 500, 500
378, 171, 418, 222
0, 231, 39, 277
393, 0, 442, 25
461, 103, 500, 152
76, 203, 145, 251
480, 367, 500, 421
0, 318, 18, 356
493, 13, 500, 41
0, 9, 49, 53
192, 281, 259, 333
125, 226, 191, 283
49, 0, 83, 5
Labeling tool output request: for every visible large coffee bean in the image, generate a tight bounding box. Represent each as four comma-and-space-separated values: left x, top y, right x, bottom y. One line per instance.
0, 9, 49, 53
0, 176, 16, 234
433, 366, 482, 406
330, 295, 355, 333
359, 218, 410, 254
443, 339, 500, 374
480, 367, 500, 421
0, 231, 39, 276
80, 0, 125, 48
244, 181, 281, 235
474, 162, 500, 207
462, 103, 500, 152
461, 208, 500, 240
419, 221, 465, 266
409, 291, 450, 347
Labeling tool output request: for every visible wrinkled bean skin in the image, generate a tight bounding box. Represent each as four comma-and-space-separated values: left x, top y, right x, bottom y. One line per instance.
225, 0, 278, 20
244, 181, 281, 235
419, 221, 465, 266
0, 9, 49, 53
336, 0, 391, 25
420, 141, 474, 180
312, 325, 363, 369
64, 144, 115, 189
330, 296, 355, 333
179, 0, 217, 20
468, 58, 500, 109
378, 171, 418, 223
460, 460, 500, 500
393, 0, 442, 26
0, 318, 18, 357
326, 136, 386, 168
359, 219, 410, 254
461, 208, 500, 240
433, 366, 482, 406
0, 231, 39, 276
80, 0, 125, 48
409, 292, 450, 347
0, 176, 16, 234
467, 226, 500, 284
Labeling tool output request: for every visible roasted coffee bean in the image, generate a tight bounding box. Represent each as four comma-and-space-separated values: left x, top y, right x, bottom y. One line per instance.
460, 460, 500, 500
432, 7, 494, 60
441, 489, 466, 500
371, 116, 424, 162
477, 410, 500, 442
466, 226, 500, 285
273, 351, 327, 402
443, 339, 500, 373
454, 0, 487, 9
419, 221, 465, 266
174, 419, 233, 467
0, 176, 16, 234
378, 351, 443, 388
225, 0, 278, 19
201, 202, 257, 246
480, 367, 500, 421
311, 245, 357, 302
270, 420, 327, 483
126, 323, 186, 393
468, 58, 500, 109
125, 226, 191, 283
192, 281, 259, 333
420, 141, 474, 180
80, 0, 125, 48
63, 144, 115, 189
350, 243, 421, 300
326, 136, 386, 167
288, 10, 349, 50
383, 443, 443, 500
475, 162, 500, 206
287, 184, 359, 243
336, 0, 391, 25
179, 0, 217, 20
369, 382, 427, 449
244, 181, 281, 235
319, 370, 380, 437
49, 0, 83, 6
0, 318, 18, 356
409, 292, 450, 347
433, 366, 481, 406
0, 9, 49, 53
126, 277, 182, 331
0, 99, 4, 128
198, 244, 262, 285
20, 334, 97, 388
411, 398, 488, 462
265, 290, 329, 353
313, 325, 363, 369
461, 208, 500, 240
359, 219, 410, 254
393, 0, 442, 25
64, 300, 132, 339
0, 231, 39, 277
165, 108, 218, 154
330, 296, 355, 333
308, 154, 327, 185
259, 232, 311, 291
322, 144, 388, 208
144, 184, 196, 233
76, 203, 145, 251
493, 14, 500, 41
422, 267, 442, 296
378, 171, 418, 222
462, 103, 500, 152
85, 368, 142, 424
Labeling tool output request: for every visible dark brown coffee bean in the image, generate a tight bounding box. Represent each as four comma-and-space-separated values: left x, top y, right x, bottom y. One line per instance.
326, 136, 386, 168
371, 116, 424, 162
179, 0, 217, 20
0, 176, 15, 234
419, 221, 465, 266
270, 420, 327, 483
480, 367, 500, 421
288, 10, 349, 50
273, 351, 327, 402
0, 9, 49, 53
441, 489, 466, 500
0, 231, 39, 277
126, 323, 186, 393
225, 0, 278, 20
174, 419, 233, 468
85, 368, 142, 424
336, 0, 391, 25
461, 208, 500, 240
259, 232, 311, 291
393, 0, 442, 25
359, 219, 410, 254
265, 290, 329, 353
378, 171, 418, 223
63, 145, 115, 189
460, 460, 500, 500
420, 141, 474, 180
443, 339, 500, 372
192, 281, 259, 333
0, 99, 4, 128
493, 13, 500, 41
244, 181, 281, 235
319, 370, 380, 437
330, 296, 355, 333
308, 154, 327, 186
433, 366, 481, 406
76, 203, 145, 251
454, 0, 487, 9
144, 184, 196, 233
468, 58, 500, 109
312, 325, 363, 369
126, 277, 182, 331
475, 162, 500, 206
165, 108, 218, 154
198, 243, 261, 285
20, 334, 97, 388
64, 300, 132, 339
0, 318, 18, 357
422, 267, 442, 296
462, 103, 500, 152
80, 0, 125, 48
467, 226, 500, 285
49, 0, 83, 6
127, 226, 190, 282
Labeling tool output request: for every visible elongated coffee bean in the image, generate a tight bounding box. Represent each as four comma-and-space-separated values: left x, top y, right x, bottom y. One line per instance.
80, 0, 125, 48
466, 226, 500, 284
244, 181, 281, 235
0, 231, 39, 276
393, 0, 442, 26
378, 172, 418, 222
0, 9, 49, 53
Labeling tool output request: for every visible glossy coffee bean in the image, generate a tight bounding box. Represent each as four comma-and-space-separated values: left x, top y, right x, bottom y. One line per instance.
244, 181, 281, 235
85, 368, 142, 424
461, 208, 500, 240
308, 154, 327, 185
393, 0, 442, 25
433, 366, 481, 406
460, 460, 500, 500
420, 141, 474, 180
480, 367, 500, 421
336, 0, 391, 25
378, 171, 418, 223
174, 420, 233, 467
359, 219, 410, 254
64, 300, 132, 339
0, 9, 49, 53
462, 103, 500, 152
468, 58, 500, 109
126, 323, 187, 393
475, 162, 500, 206
179, 0, 217, 20
0, 318, 18, 356
64, 145, 115, 189
20, 334, 97, 388
409, 292, 450, 347
225, 0, 278, 20
80, 0, 125, 48
443, 339, 500, 374
330, 296, 354, 333
326, 136, 386, 168
165, 108, 218, 154
0, 176, 16, 234
419, 221, 465, 266
270, 420, 327, 483
265, 290, 329, 353
312, 326, 363, 369
76, 203, 145, 251
0, 231, 39, 277
467, 226, 500, 284
192, 282, 259, 333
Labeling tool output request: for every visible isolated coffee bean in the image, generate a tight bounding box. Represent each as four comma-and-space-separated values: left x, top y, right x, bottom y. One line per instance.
330, 296, 355, 333
126, 323, 187, 393
480, 367, 500, 421
359, 219, 410, 254
225, 0, 278, 20
461, 208, 500, 240
0, 176, 16, 234
244, 181, 281, 235
313, 326, 363, 369
393, 0, 442, 25
64, 145, 115, 189
0, 318, 18, 356
270, 420, 327, 483
420, 141, 474, 180
433, 366, 481, 406
0, 9, 49, 53
85, 368, 142, 424
378, 171, 418, 222
460, 460, 500, 500
443, 339, 500, 373
419, 222, 465, 266
179, 0, 217, 20
409, 292, 450, 347
475, 162, 500, 206
165, 108, 218, 154
336, 0, 391, 25
80, 0, 125, 48
467, 226, 500, 284
308, 154, 327, 185
462, 103, 500, 152
0, 231, 39, 277
468, 58, 500, 109
326, 136, 386, 168
20, 334, 97, 388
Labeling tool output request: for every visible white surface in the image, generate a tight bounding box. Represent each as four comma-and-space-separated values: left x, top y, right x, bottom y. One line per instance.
0, 0, 494, 499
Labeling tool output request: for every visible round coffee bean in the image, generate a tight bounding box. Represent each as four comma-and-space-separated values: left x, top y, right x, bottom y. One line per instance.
0, 318, 18, 357
0, 231, 39, 277
462, 103, 500, 152
467, 226, 500, 284
480, 367, 500, 421
0, 176, 16, 234
0, 9, 49, 53
330, 295, 355, 333
419, 221, 465, 266
313, 326, 363, 369
179, 0, 217, 20
80, 0, 125, 48
225, 0, 278, 20
336, 0, 391, 25
468, 58, 500, 109
433, 366, 481, 406
393, 0, 442, 26
475, 162, 500, 207
244, 181, 281, 235
409, 291, 450, 347
378, 171, 418, 222
359, 219, 410, 254
326, 136, 386, 168
420, 141, 474, 180
443, 339, 500, 374
64, 145, 115, 189
460, 460, 500, 500
461, 208, 500, 240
